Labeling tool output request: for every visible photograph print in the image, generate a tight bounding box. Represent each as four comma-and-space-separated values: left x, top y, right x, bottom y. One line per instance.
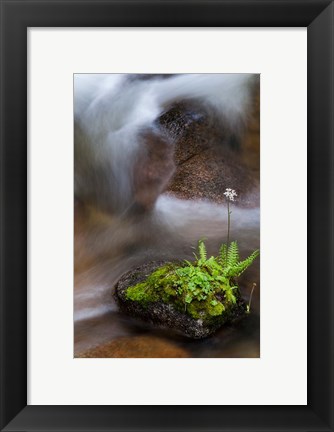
74, 73, 260, 358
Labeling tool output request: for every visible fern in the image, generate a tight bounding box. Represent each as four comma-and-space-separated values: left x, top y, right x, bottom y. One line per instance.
226, 241, 239, 267
173, 239, 258, 316
226, 249, 259, 277
205, 256, 222, 271
219, 244, 228, 267
197, 240, 207, 265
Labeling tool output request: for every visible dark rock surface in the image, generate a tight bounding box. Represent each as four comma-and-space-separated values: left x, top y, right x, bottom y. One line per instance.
115, 261, 246, 339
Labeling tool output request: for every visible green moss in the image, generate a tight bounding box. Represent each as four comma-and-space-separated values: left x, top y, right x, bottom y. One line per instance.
207, 299, 225, 316
125, 261, 242, 323
126, 264, 178, 306
126, 282, 158, 304
186, 295, 226, 320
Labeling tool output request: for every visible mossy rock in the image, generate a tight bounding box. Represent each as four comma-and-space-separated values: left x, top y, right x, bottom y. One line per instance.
115, 261, 246, 339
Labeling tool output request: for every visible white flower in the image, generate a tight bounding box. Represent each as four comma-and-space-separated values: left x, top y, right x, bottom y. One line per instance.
223, 188, 237, 202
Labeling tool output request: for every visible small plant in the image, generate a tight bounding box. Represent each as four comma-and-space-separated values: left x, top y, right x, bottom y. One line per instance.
126, 238, 259, 321
125, 188, 259, 322
175, 239, 259, 310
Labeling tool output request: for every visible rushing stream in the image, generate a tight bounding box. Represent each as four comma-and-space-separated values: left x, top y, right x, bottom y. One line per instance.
74, 74, 260, 358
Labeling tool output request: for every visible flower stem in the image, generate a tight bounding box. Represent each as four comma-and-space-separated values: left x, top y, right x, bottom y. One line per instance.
226, 200, 230, 261
246, 283, 257, 313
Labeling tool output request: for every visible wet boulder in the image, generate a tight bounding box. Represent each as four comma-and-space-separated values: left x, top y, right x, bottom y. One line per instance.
115, 261, 246, 339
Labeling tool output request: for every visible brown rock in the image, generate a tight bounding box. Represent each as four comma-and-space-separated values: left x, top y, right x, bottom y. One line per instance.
159, 90, 260, 208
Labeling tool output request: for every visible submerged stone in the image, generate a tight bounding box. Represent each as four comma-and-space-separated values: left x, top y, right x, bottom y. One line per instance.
115, 261, 246, 339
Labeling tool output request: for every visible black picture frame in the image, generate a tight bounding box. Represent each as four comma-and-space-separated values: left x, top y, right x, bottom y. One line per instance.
1, 1, 333, 431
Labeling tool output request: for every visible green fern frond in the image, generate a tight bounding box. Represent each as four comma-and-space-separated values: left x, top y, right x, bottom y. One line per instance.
227, 249, 259, 277
227, 241, 239, 267
219, 244, 228, 266
205, 256, 221, 270
204, 256, 223, 275
198, 240, 207, 264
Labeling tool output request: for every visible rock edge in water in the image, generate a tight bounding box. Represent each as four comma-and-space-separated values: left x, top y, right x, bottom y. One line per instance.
115, 261, 246, 339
